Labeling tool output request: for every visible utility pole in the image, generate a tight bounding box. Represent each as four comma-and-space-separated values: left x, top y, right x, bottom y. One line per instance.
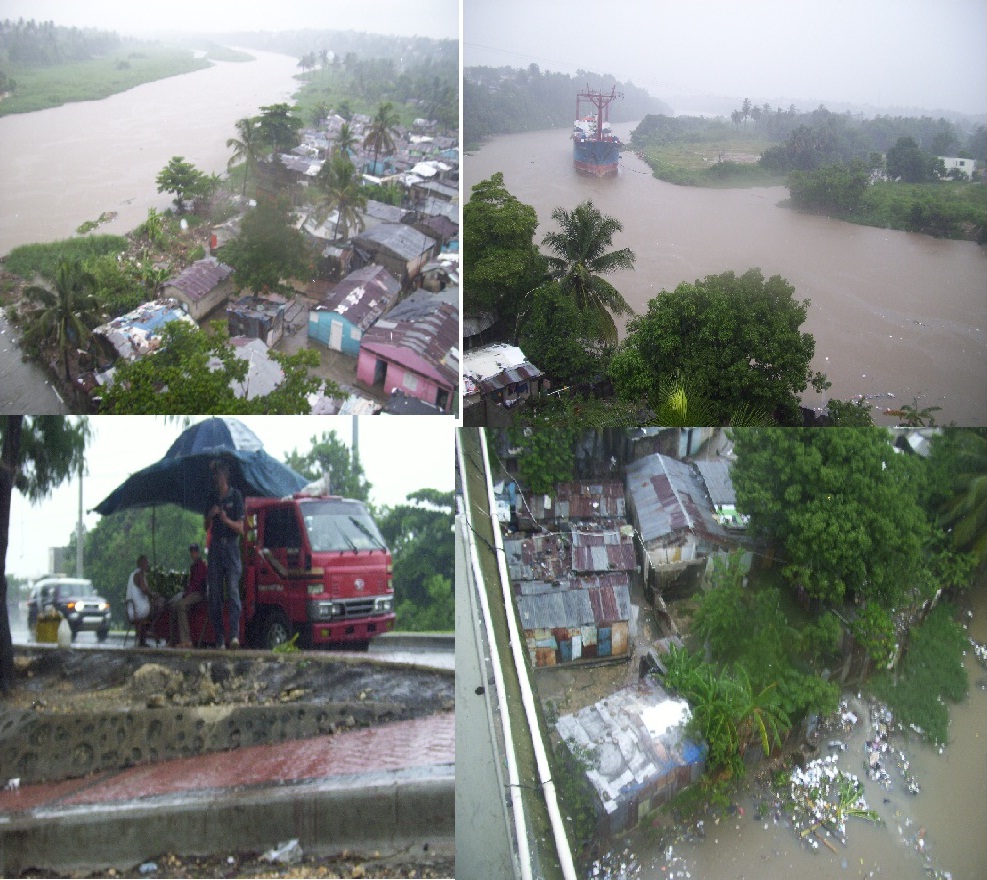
76, 460, 84, 577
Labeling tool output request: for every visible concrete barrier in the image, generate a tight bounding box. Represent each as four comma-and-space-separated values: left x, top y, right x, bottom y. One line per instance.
0, 767, 454, 875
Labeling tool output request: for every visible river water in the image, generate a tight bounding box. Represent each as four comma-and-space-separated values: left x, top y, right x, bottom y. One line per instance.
0, 49, 300, 413
592, 581, 987, 880
464, 124, 987, 426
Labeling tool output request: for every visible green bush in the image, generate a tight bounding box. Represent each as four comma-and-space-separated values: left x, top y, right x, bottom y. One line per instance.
870, 603, 968, 745
3, 235, 128, 279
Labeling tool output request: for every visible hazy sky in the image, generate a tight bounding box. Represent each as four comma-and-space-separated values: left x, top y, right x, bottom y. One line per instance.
465, 0, 987, 116
7, 416, 454, 579
2, 0, 459, 40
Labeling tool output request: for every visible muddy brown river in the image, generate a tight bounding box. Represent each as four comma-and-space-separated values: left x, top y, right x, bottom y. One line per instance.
464, 124, 987, 426
0, 49, 300, 413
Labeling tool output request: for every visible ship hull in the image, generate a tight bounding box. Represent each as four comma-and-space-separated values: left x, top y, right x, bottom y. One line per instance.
573, 139, 619, 176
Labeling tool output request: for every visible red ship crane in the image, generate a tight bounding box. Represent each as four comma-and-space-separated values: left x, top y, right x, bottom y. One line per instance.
576, 85, 622, 141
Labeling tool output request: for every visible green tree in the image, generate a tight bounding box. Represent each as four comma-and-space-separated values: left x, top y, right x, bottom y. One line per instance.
376, 489, 454, 630
788, 161, 870, 215
540, 200, 635, 346
155, 156, 211, 214
363, 100, 400, 174
939, 429, 987, 566
517, 282, 612, 387
731, 429, 928, 607
226, 116, 263, 198
333, 121, 359, 161
506, 419, 578, 496
886, 136, 936, 182
20, 259, 101, 381
284, 430, 370, 501
257, 103, 303, 163
1, 417, 90, 690
313, 153, 367, 241
99, 321, 321, 414
610, 269, 828, 426
222, 194, 311, 294
463, 173, 546, 332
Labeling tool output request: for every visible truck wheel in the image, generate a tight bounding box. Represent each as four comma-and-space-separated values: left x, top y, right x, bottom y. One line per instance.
261, 610, 292, 650
97, 627, 109, 643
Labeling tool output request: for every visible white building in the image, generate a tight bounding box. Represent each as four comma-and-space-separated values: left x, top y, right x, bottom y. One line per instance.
938, 156, 975, 180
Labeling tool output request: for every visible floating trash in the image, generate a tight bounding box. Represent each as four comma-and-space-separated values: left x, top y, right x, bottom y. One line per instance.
786, 757, 881, 848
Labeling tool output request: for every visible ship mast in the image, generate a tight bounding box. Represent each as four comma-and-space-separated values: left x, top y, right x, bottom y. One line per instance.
576, 85, 621, 141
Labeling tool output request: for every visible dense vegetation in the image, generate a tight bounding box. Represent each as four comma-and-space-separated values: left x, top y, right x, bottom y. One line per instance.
464, 64, 670, 147
0, 17, 211, 116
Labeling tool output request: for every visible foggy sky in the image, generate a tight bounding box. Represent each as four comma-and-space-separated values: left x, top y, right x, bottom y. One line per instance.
466, 0, 987, 117
2, 0, 459, 40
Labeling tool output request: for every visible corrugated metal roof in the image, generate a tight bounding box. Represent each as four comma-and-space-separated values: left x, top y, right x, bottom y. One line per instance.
316, 264, 400, 330
524, 481, 626, 522
463, 343, 542, 395
361, 292, 459, 389
163, 257, 233, 303
555, 678, 703, 816
516, 581, 631, 630
571, 529, 636, 573
352, 223, 437, 261
626, 454, 731, 549
505, 534, 569, 583
693, 459, 736, 507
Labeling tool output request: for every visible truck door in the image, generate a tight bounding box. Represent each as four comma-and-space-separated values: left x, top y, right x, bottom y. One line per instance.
259, 504, 303, 580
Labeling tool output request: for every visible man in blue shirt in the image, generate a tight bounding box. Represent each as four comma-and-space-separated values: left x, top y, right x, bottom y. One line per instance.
204, 459, 245, 649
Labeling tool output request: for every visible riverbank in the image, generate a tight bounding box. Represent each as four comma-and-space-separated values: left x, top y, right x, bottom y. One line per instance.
0, 47, 214, 116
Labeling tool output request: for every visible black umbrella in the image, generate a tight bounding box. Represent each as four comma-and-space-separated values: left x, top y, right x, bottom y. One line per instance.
93, 417, 307, 516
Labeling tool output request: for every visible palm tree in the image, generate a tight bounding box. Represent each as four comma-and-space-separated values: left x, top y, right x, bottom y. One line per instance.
21, 260, 102, 382
541, 200, 636, 345
651, 371, 773, 427
226, 116, 262, 197
940, 429, 987, 566
333, 121, 359, 163
363, 101, 400, 175
314, 154, 367, 241
727, 666, 790, 759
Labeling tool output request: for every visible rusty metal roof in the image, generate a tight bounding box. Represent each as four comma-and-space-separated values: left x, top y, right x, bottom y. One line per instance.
626, 454, 731, 548
524, 481, 626, 522
504, 533, 570, 583
162, 257, 232, 303
570, 529, 636, 573
516, 579, 631, 630
693, 459, 736, 507
317, 264, 400, 330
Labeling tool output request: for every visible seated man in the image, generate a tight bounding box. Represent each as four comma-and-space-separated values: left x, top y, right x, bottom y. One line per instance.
126, 554, 164, 647
169, 543, 207, 647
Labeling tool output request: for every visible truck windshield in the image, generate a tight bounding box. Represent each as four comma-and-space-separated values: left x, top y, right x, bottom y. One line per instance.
301, 500, 387, 552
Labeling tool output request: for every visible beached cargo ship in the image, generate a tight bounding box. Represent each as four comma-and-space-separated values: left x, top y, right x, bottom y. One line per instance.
572, 86, 622, 176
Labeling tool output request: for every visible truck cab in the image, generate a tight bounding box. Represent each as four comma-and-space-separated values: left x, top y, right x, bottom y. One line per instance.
244, 494, 395, 649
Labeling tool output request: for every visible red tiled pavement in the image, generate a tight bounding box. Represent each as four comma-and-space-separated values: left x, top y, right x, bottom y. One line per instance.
0, 712, 454, 814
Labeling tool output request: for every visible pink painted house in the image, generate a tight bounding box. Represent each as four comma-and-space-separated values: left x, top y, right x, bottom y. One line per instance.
356, 290, 459, 413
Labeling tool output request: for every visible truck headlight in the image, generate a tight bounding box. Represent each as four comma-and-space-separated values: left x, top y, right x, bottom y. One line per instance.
374, 596, 393, 614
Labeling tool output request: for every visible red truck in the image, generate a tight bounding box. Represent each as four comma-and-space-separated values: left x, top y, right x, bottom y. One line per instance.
156, 493, 395, 650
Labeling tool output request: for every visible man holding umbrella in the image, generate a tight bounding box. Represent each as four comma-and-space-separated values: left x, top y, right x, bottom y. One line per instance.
204, 459, 245, 649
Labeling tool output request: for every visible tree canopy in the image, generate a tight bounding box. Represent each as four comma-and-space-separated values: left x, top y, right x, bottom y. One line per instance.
221, 194, 311, 294
730, 429, 928, 607
284, 430, 371, 501
98, 321, 322, 414
610, 269, 827, 425
541, 200, 635, 346
463, 172, 546, 332
155, 156, 212, 214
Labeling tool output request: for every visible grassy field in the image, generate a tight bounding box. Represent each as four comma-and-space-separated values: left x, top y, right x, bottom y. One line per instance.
0, 48, 212, 116
638, 135, 785, 187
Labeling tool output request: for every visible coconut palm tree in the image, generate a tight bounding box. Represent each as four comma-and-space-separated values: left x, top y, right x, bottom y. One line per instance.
20, 260, 102, 382
226, 116, 262, 198
333, 121, 359, 163
541, 200, 636, 346
363, 100, 400, 175
314, 153, 367, 242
